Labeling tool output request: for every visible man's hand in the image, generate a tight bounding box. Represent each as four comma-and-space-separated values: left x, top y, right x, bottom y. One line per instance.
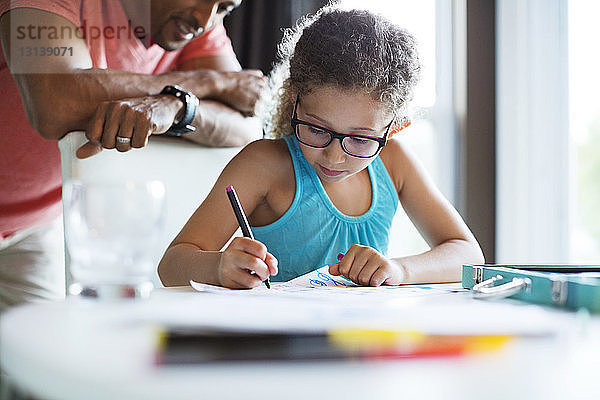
204, 69, 266, 116
76, 94, 183, 159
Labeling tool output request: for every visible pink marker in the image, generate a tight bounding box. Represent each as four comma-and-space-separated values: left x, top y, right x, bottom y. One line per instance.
337, 252, 345, 262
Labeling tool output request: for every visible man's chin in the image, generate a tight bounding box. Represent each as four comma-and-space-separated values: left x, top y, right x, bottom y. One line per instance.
152, 35, 190, 51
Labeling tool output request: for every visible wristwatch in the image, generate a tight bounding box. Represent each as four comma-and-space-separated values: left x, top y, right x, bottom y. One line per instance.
160, 85, 199, 136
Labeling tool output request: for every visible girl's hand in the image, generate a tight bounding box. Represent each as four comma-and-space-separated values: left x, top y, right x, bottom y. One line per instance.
329, 245, 405, 286
217, 237, 278, 289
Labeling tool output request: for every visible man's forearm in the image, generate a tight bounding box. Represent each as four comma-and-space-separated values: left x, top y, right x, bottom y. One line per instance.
15, 68, 224, 140
184, 100, 262, 147
2, 6, 266, 150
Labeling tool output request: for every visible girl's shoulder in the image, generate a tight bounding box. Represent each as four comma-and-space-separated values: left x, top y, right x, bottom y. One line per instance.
379, 137, 425, 193
229, 138, 293, 182
379, 138, 408, 188
236, 138, 291, 165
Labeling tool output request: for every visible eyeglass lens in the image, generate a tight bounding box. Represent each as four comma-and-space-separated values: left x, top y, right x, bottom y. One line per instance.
295, 123, 380, 157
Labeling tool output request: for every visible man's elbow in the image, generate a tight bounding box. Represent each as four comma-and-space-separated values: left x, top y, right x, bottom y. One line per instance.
31, 88, 87, 140
222, 118, 263, 147
186, 115, 263, 147
28, 111, 66, 140
14, 73, 86, 140
212, 115, 263, 147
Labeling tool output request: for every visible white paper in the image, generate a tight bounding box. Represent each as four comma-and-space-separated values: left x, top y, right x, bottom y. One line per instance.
189, 266, 464, 306
190, 265, 354, 292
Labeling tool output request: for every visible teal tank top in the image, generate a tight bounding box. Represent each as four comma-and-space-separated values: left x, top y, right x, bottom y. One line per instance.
252, 135, 399, 282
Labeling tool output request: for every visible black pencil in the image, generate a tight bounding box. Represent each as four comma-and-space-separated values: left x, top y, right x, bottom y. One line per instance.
226, 185, 271, 289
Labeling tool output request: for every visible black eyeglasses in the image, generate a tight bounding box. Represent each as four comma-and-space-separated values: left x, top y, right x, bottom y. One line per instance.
290, 95, 392, 158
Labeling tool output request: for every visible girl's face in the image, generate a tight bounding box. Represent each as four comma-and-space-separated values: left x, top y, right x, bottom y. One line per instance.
294, 87, 393, 184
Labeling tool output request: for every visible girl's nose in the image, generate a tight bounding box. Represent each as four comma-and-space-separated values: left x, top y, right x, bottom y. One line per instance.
323, 139, 346, 164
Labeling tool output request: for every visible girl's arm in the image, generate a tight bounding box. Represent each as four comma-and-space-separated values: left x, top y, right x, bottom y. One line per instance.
385, 139, 484, 283
330, 139, 484, 285
157, 140, 280, 288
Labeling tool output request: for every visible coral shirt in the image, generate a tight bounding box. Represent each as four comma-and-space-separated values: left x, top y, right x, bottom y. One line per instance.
0, 0, 235, 238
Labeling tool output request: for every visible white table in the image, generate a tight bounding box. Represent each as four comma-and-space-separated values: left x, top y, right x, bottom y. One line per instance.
2, 286, 600, 400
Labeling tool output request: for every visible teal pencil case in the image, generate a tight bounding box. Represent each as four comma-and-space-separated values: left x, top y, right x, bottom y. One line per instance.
462, 264, 600, 312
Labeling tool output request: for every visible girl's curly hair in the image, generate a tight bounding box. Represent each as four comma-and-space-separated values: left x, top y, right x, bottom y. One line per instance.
261, 4, 421, 139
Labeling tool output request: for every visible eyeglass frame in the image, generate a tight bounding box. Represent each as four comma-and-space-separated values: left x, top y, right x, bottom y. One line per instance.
290, 95, 393, 159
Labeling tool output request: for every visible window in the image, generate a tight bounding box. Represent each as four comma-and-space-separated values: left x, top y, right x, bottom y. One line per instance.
497, 0, 600, 263
497, 1, 569, 263
569, 1, 600, 262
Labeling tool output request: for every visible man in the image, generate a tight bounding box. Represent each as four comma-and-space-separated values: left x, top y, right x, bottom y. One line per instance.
0, 0, 265, 310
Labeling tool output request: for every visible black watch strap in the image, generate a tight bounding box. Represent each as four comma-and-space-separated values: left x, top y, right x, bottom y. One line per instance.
160, 85, 199, 136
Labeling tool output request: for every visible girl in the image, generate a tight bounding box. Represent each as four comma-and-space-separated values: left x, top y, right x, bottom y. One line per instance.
158, 6, 484, 288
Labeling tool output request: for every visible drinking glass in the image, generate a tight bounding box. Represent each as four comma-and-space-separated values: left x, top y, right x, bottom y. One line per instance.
63, 179, 166, 299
